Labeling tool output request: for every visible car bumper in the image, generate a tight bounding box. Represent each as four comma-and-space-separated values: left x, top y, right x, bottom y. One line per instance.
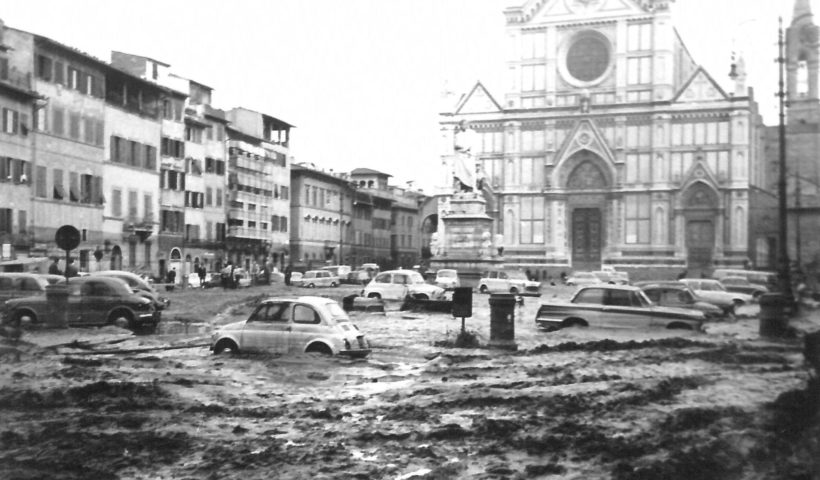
135, 311, 161, 326
338, 348, 372, 359
535, 317, 562, 330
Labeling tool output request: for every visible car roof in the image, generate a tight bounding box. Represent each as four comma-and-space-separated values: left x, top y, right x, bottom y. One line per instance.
260, 296, 339, 305
381, 269, 420, 274
577, 284, 641, 292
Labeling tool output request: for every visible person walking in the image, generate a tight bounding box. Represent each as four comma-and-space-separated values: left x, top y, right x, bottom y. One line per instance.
48, 258, 62, 275
167, 268, 177, 285
284, 264, 292, 286
65, 259, 79, 278
198, 265, 207, 288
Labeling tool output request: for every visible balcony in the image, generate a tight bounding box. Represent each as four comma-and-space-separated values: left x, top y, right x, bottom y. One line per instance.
227, 226, 269, 241
123, 214, 154, 241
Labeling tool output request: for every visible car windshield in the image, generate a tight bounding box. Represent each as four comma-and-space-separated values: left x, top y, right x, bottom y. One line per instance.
438, 270, 456, 278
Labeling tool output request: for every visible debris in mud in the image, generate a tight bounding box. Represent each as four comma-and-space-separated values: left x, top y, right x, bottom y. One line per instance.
527, 337, 716, 355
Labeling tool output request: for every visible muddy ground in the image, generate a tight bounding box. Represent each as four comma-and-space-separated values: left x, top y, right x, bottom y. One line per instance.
1, 284, 819, 480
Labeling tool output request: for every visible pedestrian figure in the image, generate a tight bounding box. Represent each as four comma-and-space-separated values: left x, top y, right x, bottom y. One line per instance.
284, 265, 292, 286
48, 258, 62, 275
167, 268, 177, 285
65, 259, 79, 278
198, 265, 207, 288
221, 263, 232, 289
230, 264, 237, 289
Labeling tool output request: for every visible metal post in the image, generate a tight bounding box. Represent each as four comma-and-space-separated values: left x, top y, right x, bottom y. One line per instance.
777, 18, 794, 300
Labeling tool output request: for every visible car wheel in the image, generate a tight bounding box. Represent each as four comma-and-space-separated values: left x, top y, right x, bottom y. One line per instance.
10, 310, 37, 327
368, 293, 382, 300
308, 283, 315, 288
413, 294, 429, 300
479, 285, 488, 294
563, 318, 588, 329
213, 338, 239, 355
666, 322, 694, 330
108, 310, 134, 330
305, 342, 333, 356
330, 282, 337, 288
509, 287, 519, 295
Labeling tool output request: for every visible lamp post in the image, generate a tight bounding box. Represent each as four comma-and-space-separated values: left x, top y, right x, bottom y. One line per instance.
776, 18, 793, 300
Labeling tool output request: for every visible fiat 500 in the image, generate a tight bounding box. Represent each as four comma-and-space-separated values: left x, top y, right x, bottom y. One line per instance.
210, 296, 370, 358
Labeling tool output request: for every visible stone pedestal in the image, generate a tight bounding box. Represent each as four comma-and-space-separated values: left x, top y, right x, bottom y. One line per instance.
430, 192, 502, 286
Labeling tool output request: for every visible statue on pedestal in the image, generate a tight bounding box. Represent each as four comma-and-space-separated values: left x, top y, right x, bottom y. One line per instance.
453, 120, 478, 193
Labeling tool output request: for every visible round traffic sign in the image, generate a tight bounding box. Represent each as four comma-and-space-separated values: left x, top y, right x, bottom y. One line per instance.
55, 225, 81, 251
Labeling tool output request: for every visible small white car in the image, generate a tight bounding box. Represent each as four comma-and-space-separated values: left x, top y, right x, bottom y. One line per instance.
296, 270, 339, 288
478, 270, 541, 295
210, 296, 370, 357
434, 269, 460, 290
363, 269, 445, 300
565, 271, 604, 287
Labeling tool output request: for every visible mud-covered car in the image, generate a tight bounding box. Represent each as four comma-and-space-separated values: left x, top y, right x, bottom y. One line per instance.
679, 278, 752, 312
478, 269, 541, 295
2, 276, 159, 330
535, 284, 704, 332
0, 273, 50, 303
719, 276, 768, 300
295, 270, 339, 288
639, 282, 725, 319
90, 270, 170, 310
434, 269, 460, 290
565, 271, 604, 287
210, 296, 370, 358
363, 270, 444, 300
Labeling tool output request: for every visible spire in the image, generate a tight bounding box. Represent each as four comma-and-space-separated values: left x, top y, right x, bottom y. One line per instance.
793, 0, 813, 24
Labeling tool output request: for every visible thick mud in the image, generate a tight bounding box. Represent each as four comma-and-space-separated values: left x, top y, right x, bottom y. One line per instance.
0, 292, 818, 479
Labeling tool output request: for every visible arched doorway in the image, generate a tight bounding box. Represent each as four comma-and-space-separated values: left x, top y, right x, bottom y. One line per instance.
169, 248, 182, 283
110, 246, 123, 270
563, 153, 611, 271
683, 182, 719, 275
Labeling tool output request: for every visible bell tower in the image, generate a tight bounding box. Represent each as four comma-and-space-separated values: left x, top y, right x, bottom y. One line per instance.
787, 0, 820, 124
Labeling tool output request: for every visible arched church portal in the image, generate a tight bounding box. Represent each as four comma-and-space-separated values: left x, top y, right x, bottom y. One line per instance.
682, 182, 719, 274
563, 152, 611, 271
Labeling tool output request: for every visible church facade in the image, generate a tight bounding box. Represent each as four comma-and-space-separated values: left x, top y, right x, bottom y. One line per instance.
437, 0, 769, 277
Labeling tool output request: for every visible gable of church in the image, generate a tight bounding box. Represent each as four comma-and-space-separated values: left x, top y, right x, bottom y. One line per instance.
529, 0, 648, 23
681, 157, 720, 192
674, 67, 729, 103
454, 82, 503, 114
555, 119, 616, 167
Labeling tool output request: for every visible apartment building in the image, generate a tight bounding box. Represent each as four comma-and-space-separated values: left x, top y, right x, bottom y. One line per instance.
225, 107, 292, 272
0, 22, 38, 262
1, 27, 108, 272
100, 65, 168, 273
389, 185, 424, 269
289, 164, 353, 269
349, 168, 395, 269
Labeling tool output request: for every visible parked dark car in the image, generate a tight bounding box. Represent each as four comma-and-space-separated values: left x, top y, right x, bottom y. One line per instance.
1, 276, 159, 330
90, 270, 170, 310
639, 282, 724, 319
0, 273, 49, 303
535, 285, 704, 332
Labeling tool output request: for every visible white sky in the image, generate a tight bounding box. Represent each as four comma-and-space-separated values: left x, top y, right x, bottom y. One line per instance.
0, 0, 807, 191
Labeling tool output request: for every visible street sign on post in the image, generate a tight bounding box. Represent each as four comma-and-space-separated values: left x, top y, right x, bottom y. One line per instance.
55, 225, 81, 282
